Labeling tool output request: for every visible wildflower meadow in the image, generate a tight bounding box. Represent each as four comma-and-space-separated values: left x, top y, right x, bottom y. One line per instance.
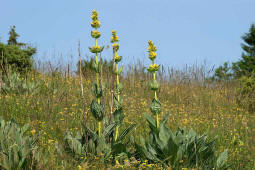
0, 10, 255, 170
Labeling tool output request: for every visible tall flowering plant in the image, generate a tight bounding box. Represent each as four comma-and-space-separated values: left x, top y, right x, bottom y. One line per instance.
147, 40, 161, 128
89, 10, 104, 136
111, 30, 124, 141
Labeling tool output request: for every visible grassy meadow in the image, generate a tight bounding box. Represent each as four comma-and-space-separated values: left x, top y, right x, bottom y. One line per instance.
0, 62, 254, 169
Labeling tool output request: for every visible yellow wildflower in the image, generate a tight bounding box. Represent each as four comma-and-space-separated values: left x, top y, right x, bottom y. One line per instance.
31, 129, 36, 135
114, 55, 122, 63
147, 64, 160, 72
89, 45, 104, 53
111, 30, 119, 43
91, 10, 98, 20
77, 165, 83, 170
91, 20, 100, 29
112, 43, 119, 51
149, 51, 157, 60
91, 30, 101, 39
148, 40, 157, 52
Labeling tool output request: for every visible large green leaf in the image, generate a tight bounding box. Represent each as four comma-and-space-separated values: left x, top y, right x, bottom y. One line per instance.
92, 83, 102, 98
217, 150, 228, 168
0, 117, 38, 169
117, 124, 136, 142
114, 95, 123, 110
88, 139, 96, 154
143, 113, 157, 132
159, 123, 170, 144
104, 123, 117, 137
112, 142, 126, 155
113, 108, 124, 125
160, 112, 170, 125
81, 123, 98, 140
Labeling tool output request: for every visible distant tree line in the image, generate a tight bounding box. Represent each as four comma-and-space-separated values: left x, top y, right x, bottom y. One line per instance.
213, 24, 255, 80
212, 23, 255, 113
0, 26, 36, 72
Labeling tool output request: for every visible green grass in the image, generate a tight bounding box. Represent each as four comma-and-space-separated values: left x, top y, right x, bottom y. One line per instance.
0, 63, 254, 169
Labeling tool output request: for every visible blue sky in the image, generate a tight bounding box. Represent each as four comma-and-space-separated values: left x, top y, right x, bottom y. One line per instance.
1, 0, 255, 69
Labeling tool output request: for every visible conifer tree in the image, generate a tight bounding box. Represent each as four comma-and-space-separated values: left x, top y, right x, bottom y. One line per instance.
0, 26, 36, 72
232, 24, 255, 77
7, 26, 19, 45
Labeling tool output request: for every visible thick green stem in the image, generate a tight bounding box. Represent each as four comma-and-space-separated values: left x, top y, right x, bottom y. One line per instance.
153, 72, 159, 128
156, 114, 159, 128
115, 126, 119, 141
116, 62, 120, 101
153, 72, 157, 99
98, 121, 101, 137
115, 53, 120, 140
95, 38, 101, 136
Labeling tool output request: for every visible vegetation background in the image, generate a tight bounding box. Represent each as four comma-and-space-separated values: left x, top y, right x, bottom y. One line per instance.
0, 4, 255, 169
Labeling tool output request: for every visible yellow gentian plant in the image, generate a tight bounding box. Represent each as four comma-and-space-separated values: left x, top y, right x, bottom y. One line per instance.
111, 30, 124, 141
89, 10, 104, 136
147, 40, 161, 128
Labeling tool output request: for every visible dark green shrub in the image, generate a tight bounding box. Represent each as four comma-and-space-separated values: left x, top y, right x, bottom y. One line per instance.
236, 73, 255, 113
232, 24, 255, 78
212, 62, 233, 81
0, 43, 36, 72
0, 26, 36, 72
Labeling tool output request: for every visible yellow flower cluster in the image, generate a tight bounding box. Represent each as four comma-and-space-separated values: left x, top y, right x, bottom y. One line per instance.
111, 30, 122, 63
89, 45, 104, 54
147, 40, 159, 72
147, 63, 160, 73
149, 51, 157, 61
91, 10, 100, 29
112, 43, 119, 51
147, 40, 157, 61
111, 30, 119, 43
114, 55, 122, 63
91, 30, 101, 39
148, 40, 157, 50
89, 10, 103, 54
